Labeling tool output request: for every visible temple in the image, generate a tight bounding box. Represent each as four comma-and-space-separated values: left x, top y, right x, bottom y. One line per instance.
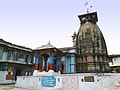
32, 42, 64, 76
75, 12, 110, 73
1, 10, 120, 90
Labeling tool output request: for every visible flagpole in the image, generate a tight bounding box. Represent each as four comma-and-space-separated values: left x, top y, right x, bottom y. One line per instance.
84, 1, 93, 13
89, 6, 92, 13
84, 1, 89, 13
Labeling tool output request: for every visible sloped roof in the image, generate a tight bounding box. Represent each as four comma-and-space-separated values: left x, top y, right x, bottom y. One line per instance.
34, 42, 64, 55
0, 38, 32, 52
36, 42, 55, 50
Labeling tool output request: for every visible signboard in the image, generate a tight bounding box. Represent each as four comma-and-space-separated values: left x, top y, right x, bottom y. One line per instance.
41, 76, 56, 87
6, 75, 13, 80
84, 76, 94, 82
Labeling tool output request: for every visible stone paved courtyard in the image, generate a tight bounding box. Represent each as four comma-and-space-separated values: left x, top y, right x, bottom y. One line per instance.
0, 84, 120, 90
0, 85, 29, 90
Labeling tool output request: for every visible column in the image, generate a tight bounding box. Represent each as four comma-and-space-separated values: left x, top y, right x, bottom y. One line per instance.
35, 57, 40, 70
42, 58, 46, 71
49, 56, 54, 70
56, 58, 61, 72
33, 56, 40, 76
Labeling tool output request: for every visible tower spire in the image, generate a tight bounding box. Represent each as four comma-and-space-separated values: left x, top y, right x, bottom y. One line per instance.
71, 31, 77, 47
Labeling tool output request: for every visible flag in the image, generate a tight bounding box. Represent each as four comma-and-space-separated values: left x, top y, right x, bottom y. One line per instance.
84, 2, 88, 6
90, 6, 92, 8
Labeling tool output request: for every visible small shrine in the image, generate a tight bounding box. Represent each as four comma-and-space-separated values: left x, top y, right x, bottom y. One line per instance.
32, 41, 64, 76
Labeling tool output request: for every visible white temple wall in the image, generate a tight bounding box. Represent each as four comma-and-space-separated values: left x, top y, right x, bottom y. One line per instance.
110, 57, 120, 66
16, 73, 120, 90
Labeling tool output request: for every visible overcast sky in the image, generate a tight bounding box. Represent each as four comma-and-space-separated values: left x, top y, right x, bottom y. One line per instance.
0, 0, 120, 55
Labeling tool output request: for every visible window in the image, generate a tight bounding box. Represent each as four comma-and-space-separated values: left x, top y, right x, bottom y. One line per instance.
19, 54, 24, 59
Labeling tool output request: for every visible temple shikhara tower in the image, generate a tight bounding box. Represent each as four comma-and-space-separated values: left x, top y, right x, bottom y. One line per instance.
76, 12, 110, 73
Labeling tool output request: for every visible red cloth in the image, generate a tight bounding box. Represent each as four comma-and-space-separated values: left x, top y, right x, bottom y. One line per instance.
49, 64, 54, 70
35, 64, 39, 70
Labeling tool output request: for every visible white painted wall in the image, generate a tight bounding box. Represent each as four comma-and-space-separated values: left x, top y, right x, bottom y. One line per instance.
62, 75, 79, 90
16, 75, 62, 90
2, 52, 7, 60
19, 58, 25, 62
15, 73, 120, 90
0, 71, 7, 80
110, 57, 120, 66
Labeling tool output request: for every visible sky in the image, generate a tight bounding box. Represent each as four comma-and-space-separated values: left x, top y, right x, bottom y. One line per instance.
0, 0, 120, 55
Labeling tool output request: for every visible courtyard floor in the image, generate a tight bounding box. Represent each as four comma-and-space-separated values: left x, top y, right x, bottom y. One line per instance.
0, 85, 29, 90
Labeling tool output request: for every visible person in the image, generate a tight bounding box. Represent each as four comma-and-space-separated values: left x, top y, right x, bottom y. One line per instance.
61, 63, 64, 74
15, 76, 17, 81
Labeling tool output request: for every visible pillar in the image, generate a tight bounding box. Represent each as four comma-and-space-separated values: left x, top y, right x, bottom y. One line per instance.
56, 58, 61, 71
42, 58, 46, 71
35, 57, 40, 70
49, 56, 54, 70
